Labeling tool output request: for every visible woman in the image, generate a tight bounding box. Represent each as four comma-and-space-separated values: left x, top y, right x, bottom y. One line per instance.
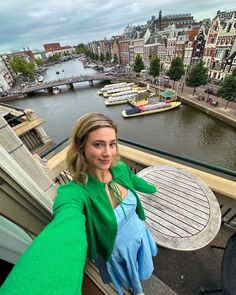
62, 112, 158, 295
1, 113, 157, 295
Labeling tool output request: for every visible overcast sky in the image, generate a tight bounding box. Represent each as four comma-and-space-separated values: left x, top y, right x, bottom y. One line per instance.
0, 0, 235, 54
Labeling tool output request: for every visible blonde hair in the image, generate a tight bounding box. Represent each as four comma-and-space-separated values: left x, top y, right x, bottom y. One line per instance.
67, 113, 120, 183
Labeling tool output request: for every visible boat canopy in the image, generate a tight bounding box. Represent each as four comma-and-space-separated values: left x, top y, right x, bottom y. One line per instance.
160, 90, 176, 99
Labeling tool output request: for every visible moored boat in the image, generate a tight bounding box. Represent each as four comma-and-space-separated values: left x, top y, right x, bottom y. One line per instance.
37, 75, 44, 83
52, 87, 61, 94
102, 86, 133, 97
105, 93, 139, 106
122, 101, 181, 118
98, 82, 134, 95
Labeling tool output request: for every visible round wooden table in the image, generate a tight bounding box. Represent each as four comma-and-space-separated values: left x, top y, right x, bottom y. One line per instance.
137, 165, 221, 251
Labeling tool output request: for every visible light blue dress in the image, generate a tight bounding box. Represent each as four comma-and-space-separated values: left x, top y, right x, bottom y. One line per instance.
96, 190, 158, 295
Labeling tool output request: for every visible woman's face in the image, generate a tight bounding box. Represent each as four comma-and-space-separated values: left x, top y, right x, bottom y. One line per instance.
84, 127, 117, 174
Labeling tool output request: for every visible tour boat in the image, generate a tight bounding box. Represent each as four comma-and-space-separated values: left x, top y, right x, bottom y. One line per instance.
122, 101, 181, 118
97, 82, 134, 95
105, 93, 139, 106
37, 75, 44, 83
102, 86, 133, 97
52, 87, 61, 94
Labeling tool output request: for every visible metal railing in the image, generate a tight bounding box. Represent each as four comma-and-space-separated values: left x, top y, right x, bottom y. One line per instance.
40, 137, 69, 158
118, 137, 236, 178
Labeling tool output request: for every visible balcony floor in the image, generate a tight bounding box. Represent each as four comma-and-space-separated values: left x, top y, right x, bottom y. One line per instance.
151, 225, 234, 295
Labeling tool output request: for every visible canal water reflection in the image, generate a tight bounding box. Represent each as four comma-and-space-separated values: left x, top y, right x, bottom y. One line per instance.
9, 59, 236, 170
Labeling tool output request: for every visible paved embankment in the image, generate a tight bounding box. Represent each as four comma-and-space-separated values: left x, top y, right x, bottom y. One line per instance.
178, 93, 236, 128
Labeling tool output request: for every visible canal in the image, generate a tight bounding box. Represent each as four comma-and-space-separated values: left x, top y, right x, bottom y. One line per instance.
9, 59, 236, 171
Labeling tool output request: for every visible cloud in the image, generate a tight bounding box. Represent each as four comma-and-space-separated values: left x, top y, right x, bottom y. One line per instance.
0, 0, 235, 53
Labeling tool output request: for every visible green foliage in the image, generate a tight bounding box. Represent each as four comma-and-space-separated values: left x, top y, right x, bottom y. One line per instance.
217, 71, 236, 105
166, 57, 185, 81
134, 54, 144, 73
106, 52, 111, 61
100, 53, 105, 62
10, 56, 36, 78
113, 53, 118, 62
34, 58, 44, 66
185, 61, 208, 94
149, 56, 160, 77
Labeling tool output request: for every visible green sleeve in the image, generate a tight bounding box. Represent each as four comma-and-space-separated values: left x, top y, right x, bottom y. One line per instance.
125, 163, 157, 193
1, 187, 87, 295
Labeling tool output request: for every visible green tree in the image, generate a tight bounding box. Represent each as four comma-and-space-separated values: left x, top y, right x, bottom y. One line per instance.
166, 57, 185, 89
113, 53, 118, 63
100, 53, 105, 62
106, 52, 111, 61
185, 61, 208, 95
216, 69, 236, 110
134, 54, 144, 73
149, 56, 160, 78
10, 56, 36, 78
34, 58, 44, 66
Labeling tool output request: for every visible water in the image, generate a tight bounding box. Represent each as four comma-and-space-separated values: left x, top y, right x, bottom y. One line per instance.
9, 59, 236, 171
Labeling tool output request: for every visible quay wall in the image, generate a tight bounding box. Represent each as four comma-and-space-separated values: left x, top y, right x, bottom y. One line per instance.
143, 82, 236, 128
178, 94, 236, 128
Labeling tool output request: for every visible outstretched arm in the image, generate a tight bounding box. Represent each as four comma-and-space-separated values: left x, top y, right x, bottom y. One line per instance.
1, 201, 87, 295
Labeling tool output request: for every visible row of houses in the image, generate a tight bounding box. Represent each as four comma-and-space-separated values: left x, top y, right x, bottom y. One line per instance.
1, 9, 236, 92
88, 9, 236, 81
0, 43, 75, 93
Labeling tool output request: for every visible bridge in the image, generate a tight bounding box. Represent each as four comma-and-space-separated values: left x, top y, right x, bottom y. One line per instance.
19, 74, 116, 94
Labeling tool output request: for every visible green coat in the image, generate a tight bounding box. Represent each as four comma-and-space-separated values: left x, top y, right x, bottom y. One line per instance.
1, 162, 156, 295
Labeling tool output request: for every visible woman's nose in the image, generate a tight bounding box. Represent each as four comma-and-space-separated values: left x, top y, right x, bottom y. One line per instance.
103, 145, 111, 155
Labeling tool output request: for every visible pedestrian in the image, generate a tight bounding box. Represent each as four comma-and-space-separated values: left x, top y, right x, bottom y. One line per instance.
1, 113, 158, 295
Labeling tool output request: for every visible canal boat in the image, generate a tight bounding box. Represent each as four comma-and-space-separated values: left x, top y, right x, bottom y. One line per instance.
105, 90, 147, 106
104, 87, 144, 98
52, 87, 61, 94
105, 93, 138, 106
36, 75, 44, 83
98, 82, 134, 95
122, 101, 181, 118
102, 86, 133, 97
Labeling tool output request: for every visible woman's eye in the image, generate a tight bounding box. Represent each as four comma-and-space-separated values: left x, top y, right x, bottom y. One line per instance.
110, 143, 117, 148
94, 143, 103, 148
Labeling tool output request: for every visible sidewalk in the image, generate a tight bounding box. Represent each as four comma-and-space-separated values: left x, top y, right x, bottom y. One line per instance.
145, 80, 236, 128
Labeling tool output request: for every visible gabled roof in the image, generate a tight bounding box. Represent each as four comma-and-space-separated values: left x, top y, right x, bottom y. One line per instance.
186, 28, 200, 41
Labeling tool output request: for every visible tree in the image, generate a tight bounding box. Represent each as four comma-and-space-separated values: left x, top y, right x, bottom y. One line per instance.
185, 61, 208, 95
100, 53, 105, 62
134, 54, 144, 73
113, 53, 118, 63
10, 56, 36, 79
106, 52, 111, 61
34, 58, 44, 66
149, 56, 160, 78
216, 69, 236, 110
166, 56, 185, 89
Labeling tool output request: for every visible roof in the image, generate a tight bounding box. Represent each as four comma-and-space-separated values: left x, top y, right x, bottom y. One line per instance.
160, 90, 176, 98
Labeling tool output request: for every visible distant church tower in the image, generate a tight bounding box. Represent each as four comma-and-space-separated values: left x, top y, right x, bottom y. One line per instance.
158, 10, 162, 31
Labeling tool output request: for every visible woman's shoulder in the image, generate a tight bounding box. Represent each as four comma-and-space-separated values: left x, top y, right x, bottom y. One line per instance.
54, 181, 87, 205
113, 161, 128, 172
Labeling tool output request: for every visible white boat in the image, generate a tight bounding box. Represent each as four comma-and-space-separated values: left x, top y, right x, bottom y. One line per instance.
98, 82, 134, 95
37, 75, 44, 83
105, 93, 138, 106
122, 101, 181, 118
52, 87, 61, 94
103, 86, 134, 98
105, 88, 143, 99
